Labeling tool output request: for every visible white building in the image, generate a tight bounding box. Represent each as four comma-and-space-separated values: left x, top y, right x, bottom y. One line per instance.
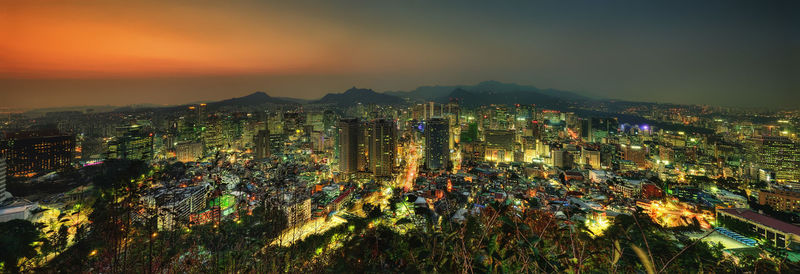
0, 157, 11, 203
0, 200, 39, 222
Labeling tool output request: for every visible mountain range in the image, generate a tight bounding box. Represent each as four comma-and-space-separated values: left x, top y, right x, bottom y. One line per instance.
312, 87, 405, 107
386, 80, 593, 102
206, 91, 297, 107
103, 80, 611, 113
197, 81, 595, 109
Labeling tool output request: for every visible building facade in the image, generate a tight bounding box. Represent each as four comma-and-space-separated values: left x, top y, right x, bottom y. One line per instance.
1, 129, 74, 177
758, 190, 800, 212
369, 119, 396, 177
254, 129, 270, 160
338, 118, 360, 174
0, 157, 10, 203
425, 118, 449, 171
717, 208, 800, 250
108, 125, 153, 162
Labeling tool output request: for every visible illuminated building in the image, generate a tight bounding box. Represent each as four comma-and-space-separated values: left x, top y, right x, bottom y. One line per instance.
175, 141, 204, 162
0, 157, 10, 202
484, 130, 515, 163
322, 110, 337, 134
521, 136, 538, 162
190, 194, 236, 225
756, 136, 800, 182
283, 194, 312, 227
578, 118, 592, 142
611, 179, 642, 198
674, 186, 700, 202
621, 144, 647, 168
641, 183, 664, 199
551, 148, 573, 169
358, 121, 371, 172
425, 118, 450, 171
338, 118, 360, 174
551, 148, 565, 169
758, 190, 800, 212
369, 119, 396, 177
1, 129, 74, 177
588, 170, 610, 183
282, 111, 305, 135
269, 133, 285, 155
141, 184, 210, 230
717, 208, 800, 250
254, 128, 270, 160
202, 117, 224, 151
580, 148, 601, 169
108, 125, 153, 161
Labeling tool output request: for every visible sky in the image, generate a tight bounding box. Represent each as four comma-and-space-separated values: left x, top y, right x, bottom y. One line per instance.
1, 0, 798, 109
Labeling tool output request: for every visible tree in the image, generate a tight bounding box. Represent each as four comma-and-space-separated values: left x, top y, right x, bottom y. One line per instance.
55, 225, 69, 253
0, 220, 43, 272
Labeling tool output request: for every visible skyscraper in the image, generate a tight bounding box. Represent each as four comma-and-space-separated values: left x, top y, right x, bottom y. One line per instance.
0, 157, 11, 203
338, 118, 360, 174
108, 125, 153, 161
757, 136, 800, 182
358, 121, 372, 172
425, 118, 450, 171
369, 119, 396, 177
254, 127, 270, 160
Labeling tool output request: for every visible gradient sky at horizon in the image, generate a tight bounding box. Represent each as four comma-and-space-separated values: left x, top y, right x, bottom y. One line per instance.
1, 0, 798, 109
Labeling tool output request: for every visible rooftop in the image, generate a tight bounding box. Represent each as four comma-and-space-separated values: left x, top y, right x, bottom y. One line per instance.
719, 208, 800, 236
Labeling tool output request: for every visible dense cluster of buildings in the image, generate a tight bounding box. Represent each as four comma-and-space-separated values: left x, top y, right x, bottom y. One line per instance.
1, 95, 799, 260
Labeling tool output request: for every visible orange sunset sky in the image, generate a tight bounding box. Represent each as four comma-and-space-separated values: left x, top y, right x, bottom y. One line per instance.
1, 0, 797, 109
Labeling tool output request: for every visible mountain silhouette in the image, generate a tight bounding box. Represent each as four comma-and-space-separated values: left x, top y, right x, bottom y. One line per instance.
207, 91, 296, 107
313, 87, 404, 106
386, 80, 592, 102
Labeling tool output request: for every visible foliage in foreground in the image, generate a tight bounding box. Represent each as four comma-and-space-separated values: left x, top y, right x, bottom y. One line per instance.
12, 160, 798, 272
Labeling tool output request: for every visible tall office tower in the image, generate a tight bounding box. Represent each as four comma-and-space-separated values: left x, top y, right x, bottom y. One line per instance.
757, 136, 800, 182
369, 119, 396, 177
195, 103, 206, 124
203, 117, 224, 150
338, 118, 360, 174
425, 118, 450, 171
358, 121, 372, 172
579, 118, 593, 142
1, 129, 75, 177
254, 121, 270, 159
550, 148, 571, 169
429, 102, 435, 120
108, 125, 154, 161
0, 157, 11, 203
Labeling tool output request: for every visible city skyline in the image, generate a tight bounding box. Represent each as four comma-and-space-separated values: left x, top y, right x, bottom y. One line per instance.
2, 0, 798, 109
1, 2, 800, 272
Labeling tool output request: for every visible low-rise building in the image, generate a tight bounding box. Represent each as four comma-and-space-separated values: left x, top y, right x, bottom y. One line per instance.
717, 208, 800, 250
758, 190, 800, 212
